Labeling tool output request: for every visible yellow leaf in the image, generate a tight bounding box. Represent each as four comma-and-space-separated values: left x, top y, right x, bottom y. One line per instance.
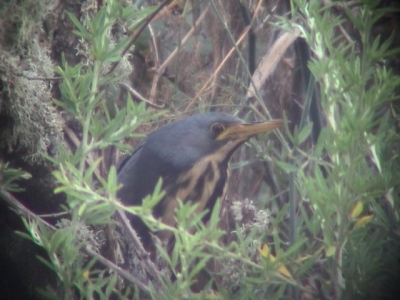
326, 246, 335, 257
350, 201, 363, 218
83, 270, 90, 280
259, 244, 291, 278
258, 244, 267, 257
278, 264, 292, 278
354, 214, 373, 229
259, 244, 275, 261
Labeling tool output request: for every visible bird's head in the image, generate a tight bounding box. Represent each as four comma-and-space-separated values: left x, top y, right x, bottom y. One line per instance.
146, 112, 282, 170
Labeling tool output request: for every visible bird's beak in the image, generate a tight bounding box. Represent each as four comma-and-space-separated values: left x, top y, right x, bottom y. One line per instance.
217, 120, 283, 141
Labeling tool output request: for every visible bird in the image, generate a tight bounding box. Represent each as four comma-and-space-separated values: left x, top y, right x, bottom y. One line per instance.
117, 112, 282, 252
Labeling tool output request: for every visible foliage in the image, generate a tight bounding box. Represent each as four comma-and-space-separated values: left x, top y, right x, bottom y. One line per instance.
0, 163, 32, 192
274, 0, 400, 299
2, 0, 399, 299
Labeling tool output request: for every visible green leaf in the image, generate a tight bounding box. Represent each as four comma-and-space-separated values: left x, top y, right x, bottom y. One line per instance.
230, 159, 258, 170
49, 228, 70, 254
187, 255, 211, 281
66, 11, 90, 40
103, 37, 131, 63
209, 197, 222, 229
170, 237, 180, 269
281, 238, 307, 258
276, 161, 297, 173
315, 127, 329, 156
282, 112, 295, 144
0, 163, 31, 192
78, 202, 88, 217
383, 47, 400, 59
142, 178, 165, 209
298, 122, 313, 144
107, 165, 118, 195
15, 231, 35, 242
83, 157, 102, 182
296, 250, 320, 276
36, 256, 56, 272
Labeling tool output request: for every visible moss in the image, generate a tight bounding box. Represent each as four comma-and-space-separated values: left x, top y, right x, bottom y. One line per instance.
0, 0, 62, 163
0, 0, 56, 51
0, 47, 62, 163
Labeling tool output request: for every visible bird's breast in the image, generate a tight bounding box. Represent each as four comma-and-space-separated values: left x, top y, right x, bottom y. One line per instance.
157, 153, 229, 241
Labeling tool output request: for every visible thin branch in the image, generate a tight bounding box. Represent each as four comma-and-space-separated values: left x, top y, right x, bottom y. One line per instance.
84, 246, 152, 295
209, 0, 291, 153
0, 189, 57, 230
149, 3, 211, 105
18, 75, 62, 81
148, 24, 160, 67
246, 29, 301, 99
185, 25, 251, 112
107, 0, 173, 75
116, 208, 162, 284
120, 82, 165, 109
0, 190, 156, 296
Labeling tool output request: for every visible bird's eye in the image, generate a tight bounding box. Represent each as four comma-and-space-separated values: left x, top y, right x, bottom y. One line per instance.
211, 123, 225, 135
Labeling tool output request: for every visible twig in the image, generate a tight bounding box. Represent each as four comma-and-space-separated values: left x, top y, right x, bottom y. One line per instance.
37, 211, 69, 218
120, 82, 165, 109
0, 189, 156, 295
0, 189, 57, 230
84, 246, 152, 295
149, 3, 211, 105
116, 208, 162, 284
246, 28, 301, 99
17, 75, 62, 81
107, 0, 173, 75
148, 24, 160, 67
209, 0, 291, 153
185, 25, 251, 111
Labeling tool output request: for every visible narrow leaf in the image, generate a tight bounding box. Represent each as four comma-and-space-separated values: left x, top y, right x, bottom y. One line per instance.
298, 122, 313, 144
350, 201, 363, 218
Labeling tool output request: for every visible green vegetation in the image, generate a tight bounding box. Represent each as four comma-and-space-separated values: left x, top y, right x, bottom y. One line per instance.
1, 0, 399, 299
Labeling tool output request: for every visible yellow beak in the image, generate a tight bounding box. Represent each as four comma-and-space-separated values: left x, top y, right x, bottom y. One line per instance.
216, 120, 282, 141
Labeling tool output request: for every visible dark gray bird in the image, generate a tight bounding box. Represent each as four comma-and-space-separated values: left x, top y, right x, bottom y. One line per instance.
117, 112, 281, 250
